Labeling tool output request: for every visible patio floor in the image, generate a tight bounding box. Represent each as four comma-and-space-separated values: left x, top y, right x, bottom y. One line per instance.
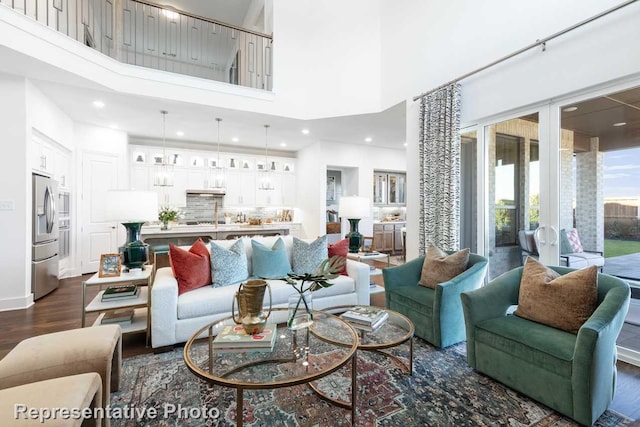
603, 253, 640, 281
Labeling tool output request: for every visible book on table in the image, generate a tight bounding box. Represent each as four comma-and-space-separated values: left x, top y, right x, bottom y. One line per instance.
101, 309, 135, 325
349, 313, 388, 332
101, 285, 138, 301
341, 305, 388, 326
212, 324, 277, 352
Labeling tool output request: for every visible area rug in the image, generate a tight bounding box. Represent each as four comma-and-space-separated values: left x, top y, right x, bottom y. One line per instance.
111, 339, 633, 426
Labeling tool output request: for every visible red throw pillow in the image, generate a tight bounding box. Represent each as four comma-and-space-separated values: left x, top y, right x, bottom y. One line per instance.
169, 239, 211, 295
328, 238, 349, 275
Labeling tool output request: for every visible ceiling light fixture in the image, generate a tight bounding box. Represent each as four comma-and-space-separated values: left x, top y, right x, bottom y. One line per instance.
258, 125, 275, 191
563, 106, 578, 112
301, 129, 310, 135
365, 137, 373, 143
176, 131, 184, 137
153, 110, 174, 188
231, 137, 239, 142
613, 122, 627, 127
403, 142, 408, 147
208, 118, 226, 190
109, 124, 118, 129
92, 101, 105, 108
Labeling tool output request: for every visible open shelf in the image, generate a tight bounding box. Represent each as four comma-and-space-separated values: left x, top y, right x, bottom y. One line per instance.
92, 308, 147, 334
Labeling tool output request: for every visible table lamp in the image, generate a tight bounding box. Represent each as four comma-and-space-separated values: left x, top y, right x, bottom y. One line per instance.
339, 196, 370, 253
107, 190, 158, 270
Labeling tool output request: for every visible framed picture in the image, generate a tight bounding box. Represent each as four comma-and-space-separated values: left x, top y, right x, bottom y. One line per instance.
99, 254, 122, 278
326, 176, 336, 201
361, 236, 374, 252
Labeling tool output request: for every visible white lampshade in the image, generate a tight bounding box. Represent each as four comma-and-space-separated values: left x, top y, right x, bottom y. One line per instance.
339, 196, 370, 219
107, 191, 158, 222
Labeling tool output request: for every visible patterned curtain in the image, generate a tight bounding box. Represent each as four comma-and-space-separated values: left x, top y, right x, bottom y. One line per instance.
418, 83, 462, 253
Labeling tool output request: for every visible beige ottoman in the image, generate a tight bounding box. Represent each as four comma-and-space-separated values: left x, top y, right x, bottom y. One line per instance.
0, 325, 121, 427
0, 372, 102, 426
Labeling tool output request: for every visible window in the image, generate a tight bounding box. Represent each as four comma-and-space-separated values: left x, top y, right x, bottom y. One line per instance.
494, 134, 520, 246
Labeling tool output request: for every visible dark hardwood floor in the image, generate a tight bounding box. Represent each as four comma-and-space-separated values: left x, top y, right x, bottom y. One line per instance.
0, 263, 638, 421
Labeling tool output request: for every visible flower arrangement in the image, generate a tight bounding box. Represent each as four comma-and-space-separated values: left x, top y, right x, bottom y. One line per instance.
158, 206, 182, 224
281, 255, 346, 328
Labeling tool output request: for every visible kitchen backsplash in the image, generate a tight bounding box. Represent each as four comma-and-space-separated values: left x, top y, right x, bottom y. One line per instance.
181, 194, 294, 223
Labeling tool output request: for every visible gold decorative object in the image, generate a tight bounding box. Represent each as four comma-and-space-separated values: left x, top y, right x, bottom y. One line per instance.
232, 279, 273, 334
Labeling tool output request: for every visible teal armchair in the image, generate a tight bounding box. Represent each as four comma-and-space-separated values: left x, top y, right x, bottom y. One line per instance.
383, 253, 488, 348
461, 267, 630, 426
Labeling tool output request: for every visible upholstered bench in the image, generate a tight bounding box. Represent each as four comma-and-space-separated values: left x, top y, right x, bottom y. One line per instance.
0, 325, 121, 427
0, 373, 102, 426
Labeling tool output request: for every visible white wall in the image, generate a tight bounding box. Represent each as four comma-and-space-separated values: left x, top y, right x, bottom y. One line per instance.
0, 75, 31, 311
297, 139, 406, 239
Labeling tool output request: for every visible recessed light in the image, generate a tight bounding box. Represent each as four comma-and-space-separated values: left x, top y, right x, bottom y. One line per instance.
301, 129, 310, 135
403, 142, 408, 147
563, 106, 578, 112
280, 142, 287, 147
231, 137, 239, 142
365, 137, 373, 143
613, 122, 627, 127
92, 101, 105, 108
176, 131, 184, 136
109, 124, 118, 129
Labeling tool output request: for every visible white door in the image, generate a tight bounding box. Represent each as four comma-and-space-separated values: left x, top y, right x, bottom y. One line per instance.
81, 152, 119, 273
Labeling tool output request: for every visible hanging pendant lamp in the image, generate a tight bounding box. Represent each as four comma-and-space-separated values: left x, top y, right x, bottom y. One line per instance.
208, 117, 226, 190
258, 124, 275, 190
153, 110, 174, 187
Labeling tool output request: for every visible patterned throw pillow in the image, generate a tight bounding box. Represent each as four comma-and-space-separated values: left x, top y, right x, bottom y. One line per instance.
251, 238, 292, 279
169, 238, 211, 295
418, 244, 470, 288
328, 238, 349, 275
210, 239, 249, 287
565, 228, 584, 253
514, 257, 597, 333
292, 236, 328, 274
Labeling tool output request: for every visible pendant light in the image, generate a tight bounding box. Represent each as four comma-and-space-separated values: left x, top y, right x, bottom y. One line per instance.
153, 110, 174, 187
258, 124, 275, 190
208, 117, 226, 190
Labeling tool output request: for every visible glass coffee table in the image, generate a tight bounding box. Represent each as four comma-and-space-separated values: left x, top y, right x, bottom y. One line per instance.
312, 306, 415, 409
183, 308, 358, 426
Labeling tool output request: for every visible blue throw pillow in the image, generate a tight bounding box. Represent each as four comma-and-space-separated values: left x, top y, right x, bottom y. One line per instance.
559, 229, 574, 254
292, 235, 328, 274
210, 239, 249, 287
251, 238, 291, 279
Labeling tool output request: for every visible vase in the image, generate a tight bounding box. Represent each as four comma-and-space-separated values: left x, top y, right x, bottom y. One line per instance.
161, 220, 170, 230
287, 292, 313, 329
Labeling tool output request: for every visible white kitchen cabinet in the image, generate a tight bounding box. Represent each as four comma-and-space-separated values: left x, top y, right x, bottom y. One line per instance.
55, 149, 71, 189
130, 165, 152, 191
255, 173, 283, 207
225, 171, 256, 207
281, 173, 297, 207
32, 136, 56, 175
187, 169, 208, 189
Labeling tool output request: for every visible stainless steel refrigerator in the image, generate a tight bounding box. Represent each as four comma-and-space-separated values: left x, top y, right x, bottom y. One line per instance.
32, 174, 59, 300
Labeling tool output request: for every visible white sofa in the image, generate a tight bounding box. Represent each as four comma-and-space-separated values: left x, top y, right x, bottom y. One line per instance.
151, 235, 371, 348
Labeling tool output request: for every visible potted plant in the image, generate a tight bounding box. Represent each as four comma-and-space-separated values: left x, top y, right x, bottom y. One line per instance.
158, 206, 182, 230
279, 256, 346, 329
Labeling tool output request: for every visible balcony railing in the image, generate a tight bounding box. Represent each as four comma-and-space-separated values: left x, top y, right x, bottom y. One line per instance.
1, 0, 273, 90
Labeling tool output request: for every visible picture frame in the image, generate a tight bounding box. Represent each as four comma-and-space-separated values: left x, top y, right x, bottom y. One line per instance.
361, 236, 374, 252
99, 254, 122, 278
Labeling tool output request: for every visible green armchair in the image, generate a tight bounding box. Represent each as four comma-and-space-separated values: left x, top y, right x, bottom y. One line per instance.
382, 253, 488, 348
461, 267, 630, 426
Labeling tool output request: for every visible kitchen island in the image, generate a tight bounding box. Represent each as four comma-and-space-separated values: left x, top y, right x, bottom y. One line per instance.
141, 223, 301, 247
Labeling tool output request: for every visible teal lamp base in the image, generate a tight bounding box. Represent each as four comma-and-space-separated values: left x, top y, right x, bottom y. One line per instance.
346, 218, 362, 253
118, 222, 149, 270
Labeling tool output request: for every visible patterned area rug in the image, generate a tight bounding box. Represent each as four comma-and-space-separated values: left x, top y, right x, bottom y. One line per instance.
111, 339, 633, 426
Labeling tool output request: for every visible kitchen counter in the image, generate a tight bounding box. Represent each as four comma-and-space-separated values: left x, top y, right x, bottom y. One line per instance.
141, 223, 301, 246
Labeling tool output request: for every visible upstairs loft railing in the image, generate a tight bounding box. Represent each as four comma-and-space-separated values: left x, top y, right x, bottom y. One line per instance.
1, 0, 273, 91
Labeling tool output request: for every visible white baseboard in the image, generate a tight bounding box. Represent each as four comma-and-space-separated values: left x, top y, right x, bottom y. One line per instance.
617, 345, 640, 367
0, 294, 34, 312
